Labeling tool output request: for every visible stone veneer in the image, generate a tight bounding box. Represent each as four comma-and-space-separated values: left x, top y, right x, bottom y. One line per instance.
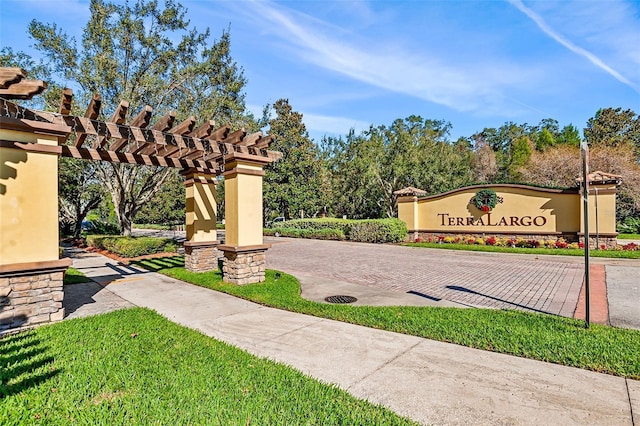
0, 266, 67, 331
221, 249, 266, 285
184, 242, 220, 273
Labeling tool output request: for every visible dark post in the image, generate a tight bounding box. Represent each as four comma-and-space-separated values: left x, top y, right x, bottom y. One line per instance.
580, 142, 590, 328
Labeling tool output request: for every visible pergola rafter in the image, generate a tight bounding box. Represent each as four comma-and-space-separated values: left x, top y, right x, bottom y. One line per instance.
0, 76, 280, 175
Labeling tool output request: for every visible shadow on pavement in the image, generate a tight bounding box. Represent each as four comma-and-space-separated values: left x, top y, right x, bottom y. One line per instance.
445, 285, 551, 314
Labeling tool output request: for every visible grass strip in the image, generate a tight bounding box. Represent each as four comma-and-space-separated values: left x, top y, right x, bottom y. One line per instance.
0, 308, 414, 425
134, 256, 640, 380
403, 242, 640, 259
63, 267, 91, 285
618, 233, 640, 240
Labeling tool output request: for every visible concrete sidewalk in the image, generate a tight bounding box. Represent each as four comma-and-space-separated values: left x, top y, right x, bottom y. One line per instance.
65, 249, 639, 426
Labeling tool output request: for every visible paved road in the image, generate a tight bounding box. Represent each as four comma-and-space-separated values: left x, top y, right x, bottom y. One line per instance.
606, 266, 640, 329
131, 229, 640, 327
266, 237, 585, 317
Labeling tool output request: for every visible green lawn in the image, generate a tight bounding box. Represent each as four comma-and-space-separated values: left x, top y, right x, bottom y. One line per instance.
618, 233, 640, 240
63, 267, 92, 285
403, 242, 640, 258
0, 308, 414, 425
133, 256, 640, 380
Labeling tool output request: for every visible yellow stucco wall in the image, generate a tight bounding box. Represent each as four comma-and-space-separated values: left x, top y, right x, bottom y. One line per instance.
580, 184, 618, 235
397, 196, 418, 231
396, 185, 614, 235
224, 162, 264, 247
1, 130, 60, 265
185, 173, 218, 243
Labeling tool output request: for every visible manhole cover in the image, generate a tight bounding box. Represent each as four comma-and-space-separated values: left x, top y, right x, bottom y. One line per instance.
324, 295, 358, 304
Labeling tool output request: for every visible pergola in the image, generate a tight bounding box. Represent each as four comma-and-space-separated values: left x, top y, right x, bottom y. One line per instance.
0, 67, 280, 331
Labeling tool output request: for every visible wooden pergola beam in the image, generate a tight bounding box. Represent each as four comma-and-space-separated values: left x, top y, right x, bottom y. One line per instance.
108, 105, 152, 152
58, 88, 73, 115
93, 100, 129, 149
0, 67, 26, 88
237, 131, 262, 147
189, 120, 215, 139
0, 80, 47, 100
0, 81, 278, 177
222, 128, 246, 145
74, 94, 102, 147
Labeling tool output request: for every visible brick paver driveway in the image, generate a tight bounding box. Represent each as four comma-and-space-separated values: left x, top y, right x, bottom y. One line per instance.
265, 237, 585, 317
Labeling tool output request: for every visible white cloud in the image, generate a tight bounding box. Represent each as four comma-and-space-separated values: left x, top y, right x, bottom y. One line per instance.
302, 112, 370, 136
228, 0, 539, 114
508, 0, 640, 94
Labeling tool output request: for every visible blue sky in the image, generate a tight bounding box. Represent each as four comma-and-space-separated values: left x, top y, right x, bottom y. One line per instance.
1, 0, 639, 142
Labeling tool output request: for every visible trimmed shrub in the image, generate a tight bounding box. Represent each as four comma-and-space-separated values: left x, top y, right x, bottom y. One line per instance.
264, 227, 345, 241
349, 219, 407, 243
86, 235, 178, 257
278, 218, 353, 236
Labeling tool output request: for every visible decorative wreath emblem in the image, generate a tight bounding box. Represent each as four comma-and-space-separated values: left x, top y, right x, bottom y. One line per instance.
471, 189, 503, 212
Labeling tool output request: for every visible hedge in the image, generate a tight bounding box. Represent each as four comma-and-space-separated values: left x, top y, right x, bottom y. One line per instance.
264, 227, 346, 241
266, 218, 407, 243
86, 235, 178, 258
349, 219, 408, 243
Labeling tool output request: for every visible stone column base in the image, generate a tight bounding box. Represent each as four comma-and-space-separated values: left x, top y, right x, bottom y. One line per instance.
0, 259, 71, 332
219, 244, 270, 285
184, 241, 220, 273
579, 234, 618, 250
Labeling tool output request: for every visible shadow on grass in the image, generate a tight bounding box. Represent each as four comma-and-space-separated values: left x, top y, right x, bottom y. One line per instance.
131, 256, 185, 272
0, 331, 60, 398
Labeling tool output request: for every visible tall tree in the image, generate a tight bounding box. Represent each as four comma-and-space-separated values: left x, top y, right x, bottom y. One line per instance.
264, 99, 327, 220
325, 116, 473, 218
58, 158, 105, 237
557, 124, 581, 147
27, 0, 252, 235
584, 108, 639, 154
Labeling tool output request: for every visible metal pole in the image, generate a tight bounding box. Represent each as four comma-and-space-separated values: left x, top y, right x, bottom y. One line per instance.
594, 187, 599, 250
581, 142, 590, 328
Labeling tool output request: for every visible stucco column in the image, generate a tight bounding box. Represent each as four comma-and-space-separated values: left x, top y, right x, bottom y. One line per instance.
579, 179, 619, 249
397, 195, 419, 240
1, 125, 71, 330
182, 168, 220, 272
219, 157, 270, 284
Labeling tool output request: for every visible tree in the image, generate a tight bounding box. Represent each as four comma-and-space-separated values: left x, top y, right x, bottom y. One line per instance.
264, 99, 327, 221
58, 158, 105, 237
584, 108, 640, 154
27, 0, 252, 235
133, 169, 185, 226
324, 116, 473, 218
557, 124, 581, 147
507, 136, 533, 181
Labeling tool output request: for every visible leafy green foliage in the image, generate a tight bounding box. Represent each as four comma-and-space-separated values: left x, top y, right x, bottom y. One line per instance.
86, 235, 177, 257
617, 217, 640, 234
58, 158, 105, 237
349, 219, 408, 243
27, 0, 254, 235
134, 169, 185, 225
1, 309, 413, 424
267, 218, 407, 243
137, 264, 640, 379
264, 227, 346, 240
273, 218, 353, 234
264, 99, 328, 220
584, 107, 640, 154
323, 116, 473, 219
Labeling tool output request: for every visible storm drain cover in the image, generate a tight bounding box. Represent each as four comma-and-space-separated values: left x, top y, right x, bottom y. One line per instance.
324, 295, 358, 304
